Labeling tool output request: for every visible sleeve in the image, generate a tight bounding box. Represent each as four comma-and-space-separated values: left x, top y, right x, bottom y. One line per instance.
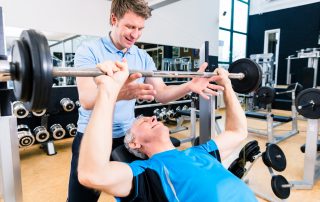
144, 50, 157, 71
117, 161, 169, 202
74, 42, 98, 68
198, 140, 221, 162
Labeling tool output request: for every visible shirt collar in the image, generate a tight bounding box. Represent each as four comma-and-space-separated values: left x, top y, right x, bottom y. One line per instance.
102, 32, 137, 55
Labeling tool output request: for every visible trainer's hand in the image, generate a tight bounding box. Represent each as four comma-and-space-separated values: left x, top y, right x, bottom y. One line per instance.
188, 62, 224, 100
117, 73, 157, 101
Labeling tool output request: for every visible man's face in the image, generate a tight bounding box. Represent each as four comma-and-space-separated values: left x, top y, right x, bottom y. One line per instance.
111, 11, 145, 50
130, 116, 169, 145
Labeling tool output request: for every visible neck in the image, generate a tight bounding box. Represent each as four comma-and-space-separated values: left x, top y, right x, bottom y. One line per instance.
109, 31, 128, 53
144, 138, 175, 158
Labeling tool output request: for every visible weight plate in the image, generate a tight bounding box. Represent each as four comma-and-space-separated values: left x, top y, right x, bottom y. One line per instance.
11, 40, 32, 102
255, 86, 275, 105
228, 158, 246, 179
262, 144, 286, 172
286, 83, 303, 98
239, 140, 260, 162
229, 58, 262, 94
271, 175, 290, 199
20, 30, 53, 111
295, 88, 320, 119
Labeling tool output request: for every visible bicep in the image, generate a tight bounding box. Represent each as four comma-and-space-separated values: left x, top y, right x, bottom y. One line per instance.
213, 131, 245, 161
101, 161, 134, 197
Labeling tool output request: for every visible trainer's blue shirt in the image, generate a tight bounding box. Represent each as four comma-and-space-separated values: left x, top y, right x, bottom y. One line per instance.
75, 35, 156, 137
119, 140, 257, 202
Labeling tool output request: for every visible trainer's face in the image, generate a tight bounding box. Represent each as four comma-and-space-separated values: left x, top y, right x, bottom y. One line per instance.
111, 11, 145, 50
131, 116, 169, 144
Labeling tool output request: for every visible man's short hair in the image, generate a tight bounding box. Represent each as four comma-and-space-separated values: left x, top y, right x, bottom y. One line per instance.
124, 128, 147, 159
110, 0, 152, 25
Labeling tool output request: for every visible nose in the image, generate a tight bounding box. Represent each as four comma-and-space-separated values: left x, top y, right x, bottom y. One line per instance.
131, 29, 139, 39
151, 116, 157, 123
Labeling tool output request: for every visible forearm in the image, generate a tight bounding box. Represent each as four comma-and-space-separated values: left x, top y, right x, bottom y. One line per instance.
155, 82, 191, 103
78, 88, 116, 174
223, 83, 247, 134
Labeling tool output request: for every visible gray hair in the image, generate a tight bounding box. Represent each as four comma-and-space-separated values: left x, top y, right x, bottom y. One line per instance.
124, 127, 147, 159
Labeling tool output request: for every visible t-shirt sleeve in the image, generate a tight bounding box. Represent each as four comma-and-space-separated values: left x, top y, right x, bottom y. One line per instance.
117, 160, 169, 202
74, 42, 98, 67
198, 140, 221, 162
144, 51, 157, 71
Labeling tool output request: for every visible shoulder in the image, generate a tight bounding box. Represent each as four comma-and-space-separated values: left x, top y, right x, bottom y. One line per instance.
76, 37, 104, 52
190, 140, 221, 162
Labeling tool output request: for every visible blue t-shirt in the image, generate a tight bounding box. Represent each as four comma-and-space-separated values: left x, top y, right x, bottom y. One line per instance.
75, 35, 157, 137
118, 140, 257, 202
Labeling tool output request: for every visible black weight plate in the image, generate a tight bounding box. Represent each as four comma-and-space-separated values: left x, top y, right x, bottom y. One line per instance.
295, 88, 320, 119
11, 40, 32, 102
263, 144, 286, 172
20, 30, 53, 111
228, 158, 246, 179
229, 58, 262, 94
255, 86, 275, 105
271, 175, 290, 199
286, 83, 303, 98
239, 140, 260, 162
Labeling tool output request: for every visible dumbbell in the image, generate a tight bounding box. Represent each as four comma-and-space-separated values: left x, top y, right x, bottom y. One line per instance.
153, 108, 167, 121
75, 101, 81, 108
50, 124, 66, 140
60, 98, 75, 112
17, 124, 35, 147
32, 109, 46, 117
265, 166, 292, 199
12, 101, 29, 119
66, 123, 77, 137
262, 143, 286, 172
136, 99, 145, 104
33, 126, 50, 143
166, 109, 175, 119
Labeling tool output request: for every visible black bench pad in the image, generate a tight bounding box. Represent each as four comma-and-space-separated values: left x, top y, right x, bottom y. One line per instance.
245, 111, 292, 123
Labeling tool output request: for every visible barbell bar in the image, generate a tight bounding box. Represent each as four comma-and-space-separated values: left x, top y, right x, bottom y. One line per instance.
0, 29, 262, 111
0, 64, 246, 80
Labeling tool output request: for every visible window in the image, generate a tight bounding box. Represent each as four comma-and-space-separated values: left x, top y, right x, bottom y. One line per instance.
218, 0, 249, 65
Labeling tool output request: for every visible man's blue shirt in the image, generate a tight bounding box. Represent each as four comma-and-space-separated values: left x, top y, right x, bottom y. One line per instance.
75, 35, 156, 137
118, 140, 257, 202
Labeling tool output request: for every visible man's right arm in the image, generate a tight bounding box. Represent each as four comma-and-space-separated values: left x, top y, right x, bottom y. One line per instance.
212, 68, 248, 160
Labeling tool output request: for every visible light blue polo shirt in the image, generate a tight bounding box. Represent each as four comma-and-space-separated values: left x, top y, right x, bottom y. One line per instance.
75, 35, 156, 137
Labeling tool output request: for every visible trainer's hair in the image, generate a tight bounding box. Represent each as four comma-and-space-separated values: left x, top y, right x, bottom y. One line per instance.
124, 128, 147, 159
110, 0, 152, 25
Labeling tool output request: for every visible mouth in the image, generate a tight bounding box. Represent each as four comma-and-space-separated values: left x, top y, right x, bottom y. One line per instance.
151, 123, 160, 129
125, 37, 134, 44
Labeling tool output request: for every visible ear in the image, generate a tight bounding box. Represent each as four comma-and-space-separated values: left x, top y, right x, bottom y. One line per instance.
110, 13, 117, 26
128, 142, 141, 149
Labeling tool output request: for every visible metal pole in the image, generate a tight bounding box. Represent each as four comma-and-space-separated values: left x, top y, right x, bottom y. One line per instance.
0, 116, 23, 202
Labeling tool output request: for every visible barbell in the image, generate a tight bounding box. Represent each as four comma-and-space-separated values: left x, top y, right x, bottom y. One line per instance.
0, 29, 262, 111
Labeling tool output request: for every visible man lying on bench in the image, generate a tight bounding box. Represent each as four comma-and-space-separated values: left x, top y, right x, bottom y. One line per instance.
77, 60, 257, 201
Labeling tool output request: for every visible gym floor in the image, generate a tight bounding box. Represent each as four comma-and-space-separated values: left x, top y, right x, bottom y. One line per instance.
6, 109, 320, 202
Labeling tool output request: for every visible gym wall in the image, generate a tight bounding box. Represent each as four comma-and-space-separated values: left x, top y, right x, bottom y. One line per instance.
0, 0, 219, 57
247, 2, 320, 85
